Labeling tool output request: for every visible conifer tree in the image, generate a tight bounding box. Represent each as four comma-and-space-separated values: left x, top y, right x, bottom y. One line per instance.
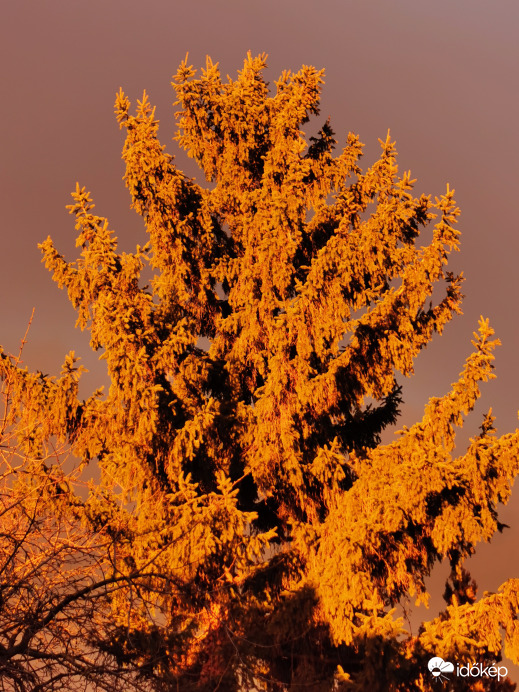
1, 53, 518, 690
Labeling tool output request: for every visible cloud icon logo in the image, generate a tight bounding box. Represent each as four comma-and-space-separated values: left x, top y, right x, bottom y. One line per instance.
428, 657, 454, 680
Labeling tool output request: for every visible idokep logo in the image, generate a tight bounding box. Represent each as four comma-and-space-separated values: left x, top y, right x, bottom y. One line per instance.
427, 656, 508, 683
456, 661, 508, 682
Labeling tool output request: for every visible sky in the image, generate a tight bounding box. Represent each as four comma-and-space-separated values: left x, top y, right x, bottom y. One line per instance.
2, 0, 519, 680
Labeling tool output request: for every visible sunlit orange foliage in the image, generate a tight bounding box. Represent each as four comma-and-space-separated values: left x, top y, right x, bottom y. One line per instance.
1, 54, 518, 690
0, 362, 172, 690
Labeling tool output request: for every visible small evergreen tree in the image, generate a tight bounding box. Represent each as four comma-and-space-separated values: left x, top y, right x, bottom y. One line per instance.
1, 53, 518, 690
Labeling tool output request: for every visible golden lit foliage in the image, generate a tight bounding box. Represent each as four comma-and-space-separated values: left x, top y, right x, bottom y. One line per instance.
1, 53, 518, 690
0, 373, 170, 691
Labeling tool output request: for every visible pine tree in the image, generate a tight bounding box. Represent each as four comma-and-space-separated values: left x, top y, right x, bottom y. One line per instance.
1, 53, 518, 690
